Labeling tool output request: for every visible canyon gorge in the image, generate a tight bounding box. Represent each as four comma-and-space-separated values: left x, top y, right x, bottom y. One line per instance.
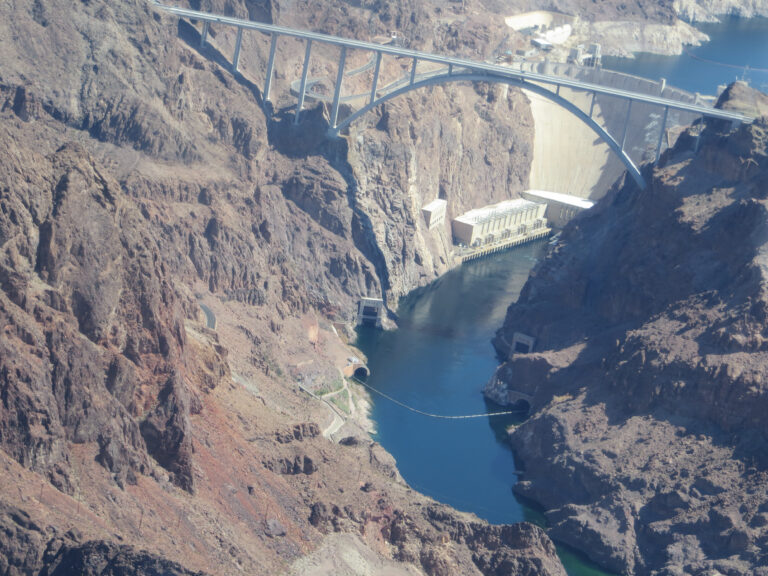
1, 0, 767, 575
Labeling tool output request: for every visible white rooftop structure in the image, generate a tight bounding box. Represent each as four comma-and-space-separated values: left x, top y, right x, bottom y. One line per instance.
452, 198, 547, 248
522, 189, 594, 229
423, 198, 447, 212
524, 190, 595, 210
422, 198, 447, 230
454, 198, 539, 225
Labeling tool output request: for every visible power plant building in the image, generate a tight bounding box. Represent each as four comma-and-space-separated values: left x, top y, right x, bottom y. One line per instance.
522, 189, 594, 228
421, 199, 447, 230
452, 199, 547, 247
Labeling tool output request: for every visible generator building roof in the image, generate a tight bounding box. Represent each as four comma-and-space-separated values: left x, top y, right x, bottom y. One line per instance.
454, 198, 540, 225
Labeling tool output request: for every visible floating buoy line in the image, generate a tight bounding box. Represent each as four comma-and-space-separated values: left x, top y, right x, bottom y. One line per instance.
683, 48, 768, 74
349, 376, 528, 420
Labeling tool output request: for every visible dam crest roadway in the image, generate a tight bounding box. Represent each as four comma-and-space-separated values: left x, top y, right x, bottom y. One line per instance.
154, 2, 753, 190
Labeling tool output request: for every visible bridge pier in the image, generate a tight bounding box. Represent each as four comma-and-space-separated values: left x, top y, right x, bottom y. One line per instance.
369, 52, 382, 105
200, 21, 209, 48
655, 106, 669, 164
232, 27, 244, 73
330, 46, 347, 129
621, 99, 633, 151
589, 92, 596, 118
410, 58, 418, 86
295, 39, 313, 124
263, 33, 278, 107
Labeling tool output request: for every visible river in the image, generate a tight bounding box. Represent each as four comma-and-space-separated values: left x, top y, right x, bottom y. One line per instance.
356, 243, 541, 526
356, 241, 611, 576
355, 15, 767, 576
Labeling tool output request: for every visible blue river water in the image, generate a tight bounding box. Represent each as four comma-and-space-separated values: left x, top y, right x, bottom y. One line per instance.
357, 242, 612, 575
355, 16, 767, 576
357, 243, 541, 525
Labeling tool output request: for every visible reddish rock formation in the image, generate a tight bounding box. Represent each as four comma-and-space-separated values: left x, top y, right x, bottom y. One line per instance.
0, 0, 563, 574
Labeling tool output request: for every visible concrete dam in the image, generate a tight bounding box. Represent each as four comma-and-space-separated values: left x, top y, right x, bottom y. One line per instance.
524, 61, 704, 199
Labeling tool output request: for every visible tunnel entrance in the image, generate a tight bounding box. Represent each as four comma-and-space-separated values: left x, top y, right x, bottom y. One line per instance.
353, 366, 370, 381
513, 399, 531, 415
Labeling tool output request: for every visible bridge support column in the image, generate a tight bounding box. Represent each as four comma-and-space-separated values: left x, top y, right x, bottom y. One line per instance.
369, 52, 382, 105
589, 92, 596, 118
448, 64, 453, 76
621, 99, 633, 151
295, 39, 313, 124
200, 21, 209, 48
330, 46, 347, 129
654, 106, 669, 164
410, 58, 418, 86
556, 84, 560, 96
232, 27, 244, 73
263, 33, 278, 105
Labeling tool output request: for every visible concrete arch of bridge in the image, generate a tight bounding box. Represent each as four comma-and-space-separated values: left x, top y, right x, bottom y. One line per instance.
329, 73, 646, 189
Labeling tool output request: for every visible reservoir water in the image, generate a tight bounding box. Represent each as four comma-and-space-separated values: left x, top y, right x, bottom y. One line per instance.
603, 16, 768, 96
355, 15, 767, 576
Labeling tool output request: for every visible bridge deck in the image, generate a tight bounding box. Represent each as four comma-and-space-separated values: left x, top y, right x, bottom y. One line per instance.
155, 1, 751, 124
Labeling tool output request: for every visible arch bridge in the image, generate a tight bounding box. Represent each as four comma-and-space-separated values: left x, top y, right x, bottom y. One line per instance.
154, 2, 752, 189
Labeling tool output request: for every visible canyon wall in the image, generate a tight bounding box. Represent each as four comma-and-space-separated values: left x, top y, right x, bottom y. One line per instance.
0, 0, 564, 574
3, 0, 765, 573
486, 84, 768, 575
674, 0, 768, 22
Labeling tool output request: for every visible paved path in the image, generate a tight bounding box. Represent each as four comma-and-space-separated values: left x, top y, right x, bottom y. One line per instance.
298, 383, 346, 439
199, 302, 216, 329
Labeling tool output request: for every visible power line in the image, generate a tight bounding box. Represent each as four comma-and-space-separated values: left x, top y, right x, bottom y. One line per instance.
349, 377, 528, 420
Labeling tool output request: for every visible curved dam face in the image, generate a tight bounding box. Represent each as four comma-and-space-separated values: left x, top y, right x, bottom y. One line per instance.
525, 62, 700, 200
526, 88, 625, 200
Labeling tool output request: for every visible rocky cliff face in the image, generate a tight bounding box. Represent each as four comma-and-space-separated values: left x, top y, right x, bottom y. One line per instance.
486, 84, 768, 575
0, 500, 203, 576
0, 137, 195, 492
673, 0, 768, 22
194, 0, 536, 305
0, 0, 561, 574
346, 84, 533, 299
500, 0, 768, 23
485, 0, 768, 58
